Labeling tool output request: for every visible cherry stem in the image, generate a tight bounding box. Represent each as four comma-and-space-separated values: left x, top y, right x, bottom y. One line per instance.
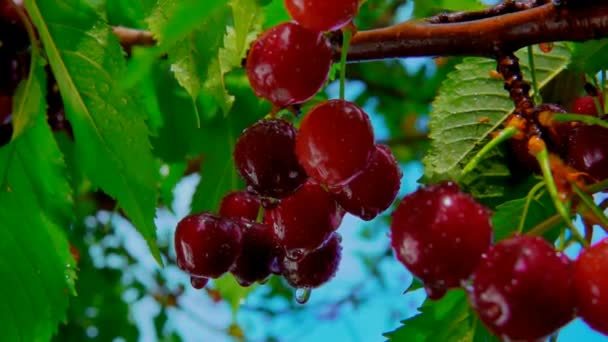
459, 126, 519, 178
526, 46, 542, 104
535, 147, 577, 234
517, 180, 546, 234
339, 30, 352, 101
551, 113, 608, 129
573, 184, 608, 234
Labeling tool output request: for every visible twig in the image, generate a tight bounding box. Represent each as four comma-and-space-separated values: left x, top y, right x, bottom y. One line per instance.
427, 0, 541, 24
112, 26, 155, 48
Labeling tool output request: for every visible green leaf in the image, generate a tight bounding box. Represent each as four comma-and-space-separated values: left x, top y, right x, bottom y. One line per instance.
569, 39, 608, 74
492, 190, 562, 242
0, 62, 75, 341
214, 275, 257, 318
190, 72, 268, 213
414, 0, 485, 18
423, 44, 571, 188
12, 53, 45, 139
26, 0, 162, 264
384, 290, 498, 342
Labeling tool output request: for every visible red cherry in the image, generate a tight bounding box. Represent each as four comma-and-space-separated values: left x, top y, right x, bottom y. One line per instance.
281, 233, 342, 289
266, 181, 344, 260
471, 235, 575, 340
234, 118, 307, 198
390, 182, 492, 299
284, 0, 359, 32
332, 144, 401, 220
245, 22, 332, 107
190, 276, 209, 289
574, 237, 608, 335
219, 191, 261, 221
566, 124, 608, 181
572, 95, 604, 116
230, 219, 278, 286
296, 99, 375, 187
174, 213, 242, 279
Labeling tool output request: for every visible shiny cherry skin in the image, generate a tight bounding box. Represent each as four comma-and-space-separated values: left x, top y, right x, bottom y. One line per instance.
296, 99, 374, 187
574, 237, 608, 335
566, 124, 608, 181
332, 144, 401, 221
174, 213, 242, 279
572, 95, 604, 116
470, 235, 575, 340
266, 181, 343, 261
281, 233, 342, 288
234, 118, 307, 198
230, 219, 277, 286
390, 181, 492, 299
219, 191, 261, 221
284, 0, 359, 32
245, 22, 332, 107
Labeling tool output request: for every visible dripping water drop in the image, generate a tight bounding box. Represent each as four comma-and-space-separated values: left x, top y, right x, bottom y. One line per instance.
295, 288, 311, 304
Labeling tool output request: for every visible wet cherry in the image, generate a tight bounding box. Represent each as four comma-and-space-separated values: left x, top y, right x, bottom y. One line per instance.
174, 213, 242, 279
470, 235, 575, 340
283, 0, 360, 32
296, 99, 374, 187
219, 191, 261, 221
245, 22, 332, 107
390, 182, 492, 299
332, 144, 401, 221
266, 181, 343, 260
573, 237, 608, 335
230, 219, 278, 286
234, 118, 307, 198
281, 233, 342, 289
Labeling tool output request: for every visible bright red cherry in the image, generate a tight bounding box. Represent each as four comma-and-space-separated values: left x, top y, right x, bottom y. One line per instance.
245, 22, 332, 107
284, 0, 360, 32
572, 95, 604, 116
296, 99, 374, 187
174, 213, 242, 279
566, 124, 608, 181
266, 181, 343, 260
219, 191, 261, 221
281, 233, 342, 288
390, 182, 492, 299
230, 219, 278, 286
470, 235, 575, 340
234, 119, 307, 198
332, 144, 401, 221
574, 237, 608, 335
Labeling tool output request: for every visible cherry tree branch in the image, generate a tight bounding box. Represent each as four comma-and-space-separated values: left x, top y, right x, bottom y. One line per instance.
112, 2, 608, 61
342, 2, 608, 61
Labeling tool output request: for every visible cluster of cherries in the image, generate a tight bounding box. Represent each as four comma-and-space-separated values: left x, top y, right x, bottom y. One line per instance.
510, 92, 608, 181
391, 181, 608, 339
173, 1, 404, 292
174, 99, 402, 290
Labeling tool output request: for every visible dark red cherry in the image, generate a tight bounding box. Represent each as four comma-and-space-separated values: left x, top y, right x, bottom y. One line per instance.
230, 219, 277, 286
281, 233, 342, 288
219, 191, 261, 221
566, 124, 608, 181
174, 213, 242, 279
284, 0, 359, 32
390, 182, 492, 299
0, 95, 11, 123
234, 119, 307, 198
266, 181, 343, 260
572, 95, 604, 116
296, 99, 374, 186
470, 235, 575, 340
245, 22, 332, 107
573, 237, 608, 335
332, 144, 401, 220
190, 276, 209, 289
